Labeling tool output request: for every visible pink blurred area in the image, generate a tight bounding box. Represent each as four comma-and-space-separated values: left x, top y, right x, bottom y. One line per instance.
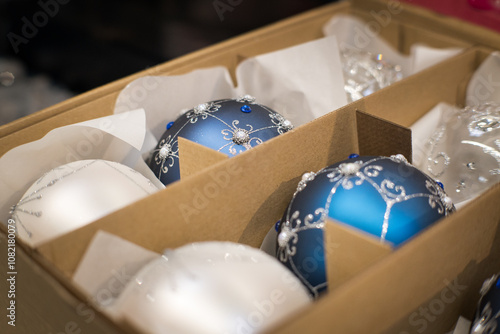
402, 0, 500, 32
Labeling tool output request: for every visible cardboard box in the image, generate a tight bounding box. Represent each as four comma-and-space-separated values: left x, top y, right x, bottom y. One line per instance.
2, 1, 500, 334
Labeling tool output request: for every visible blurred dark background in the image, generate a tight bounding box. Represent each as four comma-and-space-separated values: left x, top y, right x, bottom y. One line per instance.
0, 0, 335, 125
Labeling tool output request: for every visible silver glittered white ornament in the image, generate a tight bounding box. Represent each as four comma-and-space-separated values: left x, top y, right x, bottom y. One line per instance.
341, 49, 403, 103
111, 242, 312, 334
421, 103, 500, 205
10, 160, 158, 247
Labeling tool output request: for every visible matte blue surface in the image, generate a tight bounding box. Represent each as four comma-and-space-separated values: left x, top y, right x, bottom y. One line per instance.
276, 155, 454, 297
148, 98, 291, 185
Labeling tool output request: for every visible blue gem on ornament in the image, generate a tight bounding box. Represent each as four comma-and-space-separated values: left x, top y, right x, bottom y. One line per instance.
471, 274, 500, 334
149, 97, 293, 185
275, 220, 281, 232
275, 155, 455, 298
240, 105, 252, 113
348, 153, 360, 159
436, 181, 444, 190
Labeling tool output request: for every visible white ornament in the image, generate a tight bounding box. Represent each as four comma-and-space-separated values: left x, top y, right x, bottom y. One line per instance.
111, 242, 312, 334
420, 103, 500, 205
10, 160, 158, 247
341, 49, 403, 103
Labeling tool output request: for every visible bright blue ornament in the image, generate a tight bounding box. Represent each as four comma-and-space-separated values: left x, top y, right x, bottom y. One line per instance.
276, 155, 454, 298
470, 274, 500, 334
149, 95, 293, 185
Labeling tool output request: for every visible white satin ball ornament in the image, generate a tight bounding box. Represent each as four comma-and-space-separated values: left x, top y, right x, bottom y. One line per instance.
10, 160, 158, 246
112, 242, 312, 334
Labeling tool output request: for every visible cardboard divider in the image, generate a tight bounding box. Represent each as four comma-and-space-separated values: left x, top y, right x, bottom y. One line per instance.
357, 47, 483, 127
0, 232, 122, 334
266, 46, 500, 334
271, 183, 500, 334
356, 111, 412, 162
178, 137, 228, 179
36, 107, 411, 279
325, 219, 393, 290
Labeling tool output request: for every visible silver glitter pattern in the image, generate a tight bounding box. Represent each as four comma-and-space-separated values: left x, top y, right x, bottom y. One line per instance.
277, 156, 452, 296
341, 49, 403, 103
152, 97, 293, 180
10, 160, 155, 238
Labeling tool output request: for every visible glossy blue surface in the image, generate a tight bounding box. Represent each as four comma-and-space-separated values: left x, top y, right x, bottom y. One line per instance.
148, 97, 293, 185
276, 155, 454, 297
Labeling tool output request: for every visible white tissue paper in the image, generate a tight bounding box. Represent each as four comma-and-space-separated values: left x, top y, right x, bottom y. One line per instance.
0, 110, 164, 246
323, 15, 463, 77
115, 15, 463, 149
73, 230, 158, 309
115, 35, 347, 138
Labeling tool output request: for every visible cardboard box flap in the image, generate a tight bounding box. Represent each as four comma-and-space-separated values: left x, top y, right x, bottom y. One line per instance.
178, 137, 228, 179
36, 106, 411, 278
0, 231, 123, 334
356, 110, 412, 161
358, 48, 480, 127
325, 218, 393, 290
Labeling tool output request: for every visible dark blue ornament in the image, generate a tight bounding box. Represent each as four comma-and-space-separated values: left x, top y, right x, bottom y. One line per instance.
149, 95, 293, 185
470, 274, 500, 333
276, 155, 455, 298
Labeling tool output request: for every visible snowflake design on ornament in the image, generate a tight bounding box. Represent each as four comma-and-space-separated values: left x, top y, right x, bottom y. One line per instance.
277, 209, 326, 263
425, 124, 450, 178
155, 98, 292, 180
185, 101, 222, 124
295, 172, 316, 194
425, 179, 453, 213
278, 156, 454, 266
269, 112, 293, 135
219, 120, 265, 155
322, 156, 453, 240
276, 156, 453, 296
276, 208, 327, 297
9, 160, 99, 238
152, 135, 180, 178
236, 95, 256, 104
